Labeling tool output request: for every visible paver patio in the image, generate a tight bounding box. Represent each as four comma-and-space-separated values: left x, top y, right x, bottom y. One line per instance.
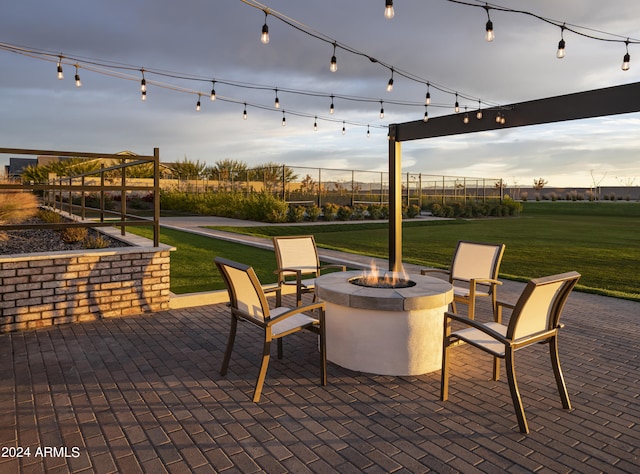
1, 274, 639, 473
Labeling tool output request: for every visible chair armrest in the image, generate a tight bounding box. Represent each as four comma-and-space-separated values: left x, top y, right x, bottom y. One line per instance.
445, 311, 509, 344
319, 264, 346, 273
274, 267, 304, 287
420, 268, 450, 276
469, 278, 502, 286
266, 301, 326, 327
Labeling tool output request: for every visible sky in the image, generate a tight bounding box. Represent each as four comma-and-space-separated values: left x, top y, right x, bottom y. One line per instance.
1, 0, 640, 188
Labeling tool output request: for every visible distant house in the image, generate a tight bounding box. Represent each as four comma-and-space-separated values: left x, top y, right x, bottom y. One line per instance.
5, 157, 38, 180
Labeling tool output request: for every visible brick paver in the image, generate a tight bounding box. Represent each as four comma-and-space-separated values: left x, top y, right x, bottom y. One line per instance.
1, 277, 639, 473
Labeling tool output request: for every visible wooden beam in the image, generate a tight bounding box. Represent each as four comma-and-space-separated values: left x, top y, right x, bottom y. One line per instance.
394, 81, 640, 142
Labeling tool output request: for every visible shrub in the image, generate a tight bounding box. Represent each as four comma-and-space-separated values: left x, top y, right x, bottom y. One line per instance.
367, 204, 384, 220
351, 204, 367, 220
0, 190, 39, 224
61, 226, 88, 243
406, 204, 421, 218
37, 209, 63, 223
305, 205, 321, 222
380, 205, 389, 219
323, 203, 339, 221
83, 235, 110, 249
336, 205, 353, 221
286, 205, 306, 223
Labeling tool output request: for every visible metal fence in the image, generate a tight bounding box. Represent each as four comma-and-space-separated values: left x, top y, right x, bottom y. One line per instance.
0, 147, 161, 246
166, 165, 504, 207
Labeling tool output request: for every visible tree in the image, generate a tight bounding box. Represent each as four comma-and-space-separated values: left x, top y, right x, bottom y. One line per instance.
169, 156, 206, 180
533, 177, 548, 190
250, 162, 297, 193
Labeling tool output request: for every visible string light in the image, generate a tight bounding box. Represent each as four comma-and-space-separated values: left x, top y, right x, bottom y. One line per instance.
56, 56, 63, 80
274, 88, 280, 108
261, 11, 270, 44
210, 81, 216, 101
314, 116, 318, 130
330, 43, 337, 72
281, 110, 286, 126
384, 0, 395, 20
454, 93, 460, 113
622, 40, 630, 71
379, 101, 385, 119
196, 94, 201, 111
141, 90, 146, 101
367, 125, 370, 137
243, 103, 248, 120
423, 105, 429, 122
140, 69, 146, 92
74, 64, 81, 87
496, 112, 502, 123
342, 121, 346, 135
557, 25, 566, 59
484, 5, 495, 42
329, 95, 335, 114
476, 99, 483, 119
425, 83, 431, 105
463, 107, 469, 124
386, 68, 394, 92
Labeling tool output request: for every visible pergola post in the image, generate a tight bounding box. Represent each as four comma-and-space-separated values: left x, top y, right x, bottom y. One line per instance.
388, 125, 402, 272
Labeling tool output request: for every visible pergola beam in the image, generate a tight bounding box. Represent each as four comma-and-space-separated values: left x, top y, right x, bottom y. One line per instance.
387, 81, 640, 270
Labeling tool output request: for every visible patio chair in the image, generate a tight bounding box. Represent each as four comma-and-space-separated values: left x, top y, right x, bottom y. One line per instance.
273, 235, 346, 307
440, 271, 581, 433
421, 240, 505, 320
215, 256, 327, 402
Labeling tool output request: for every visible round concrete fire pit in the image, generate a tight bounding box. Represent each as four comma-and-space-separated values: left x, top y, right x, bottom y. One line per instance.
315, 270, 453, 376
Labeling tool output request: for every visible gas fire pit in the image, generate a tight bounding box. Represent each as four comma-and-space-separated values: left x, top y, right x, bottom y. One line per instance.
315, 269, 453, 376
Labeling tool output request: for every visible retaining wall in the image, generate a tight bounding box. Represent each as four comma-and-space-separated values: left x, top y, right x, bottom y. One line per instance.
0, 244, 173, 333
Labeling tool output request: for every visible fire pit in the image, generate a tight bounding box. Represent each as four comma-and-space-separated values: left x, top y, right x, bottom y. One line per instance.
315, 269, 453, 376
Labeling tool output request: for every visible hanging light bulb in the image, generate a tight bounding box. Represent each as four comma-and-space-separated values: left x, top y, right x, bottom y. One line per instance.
141, 90, 146, 101
425, 83, 431, 105
330, 95, 335, 114
500, 114, 506, 125
282, 110, 286, 126
342, 121, 346, 135
622, 40, 631, 71
454, 93, 460, 113
74, 64, 81, 87
384, 0, 395, 20
463, 107, 469, 124
274, 89, 280, 109
379, 101, 385, 119
210, 81, 216, 101
330, 43, 338, 72
243, 104, 247, 120
496, 112, 502, 123
476, 100, 483, 119
196, 94, 201, 112
386, 69, 394, 92
140, 70, 146, 92
57, 56, 64, 80
423, 105, 429, 122
484, 6, 495, 42
367, 125, 371, 138
261, 11, 270, 44
556, 26, 566, 59
314, 116, 318, 131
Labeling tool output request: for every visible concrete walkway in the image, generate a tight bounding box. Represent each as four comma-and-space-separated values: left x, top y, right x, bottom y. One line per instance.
2, 215, 639, 473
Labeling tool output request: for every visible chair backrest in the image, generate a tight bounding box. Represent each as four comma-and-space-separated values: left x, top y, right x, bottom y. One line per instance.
507, 271, 581, 340
215, 257, 270, 322
450, 240, 505, 284
273, 235, 320, 278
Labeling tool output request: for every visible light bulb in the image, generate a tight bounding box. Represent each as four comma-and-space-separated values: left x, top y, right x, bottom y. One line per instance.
425, 90, 431, 105
196, 95, 201, 112
141, 90, 146, 101
330, 43, 337, 72
74, 65, 81, 87
386, 76, 394, 92
314, 117, 318, 131
57, 58, 63, 80
210, 82, 216, 101
423, 108, 429, 123
243, 105, 247, 120
556, 38, 566, 59
485, 20, 495, 42
274, 90, 280, 109
342, 122, 346, 135
282, 113, 286, 126
500, 116, 506, 124
261, 20, 270, 44
384, 0, 394, 19
380, 102, 384, 119
330, 96, 335, 114
496, 112, 502, 123
454, 94, 460, 113
367, 126, 370, 138
476, 101, 482, 119
622, 52, 631, 71
463, 113, 469, 124
140, 72, 146, 92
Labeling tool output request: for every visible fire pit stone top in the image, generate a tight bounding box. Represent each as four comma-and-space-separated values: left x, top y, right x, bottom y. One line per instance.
316, 270, 453, 312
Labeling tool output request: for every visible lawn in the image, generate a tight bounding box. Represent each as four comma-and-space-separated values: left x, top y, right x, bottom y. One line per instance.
131, 202, 639, 300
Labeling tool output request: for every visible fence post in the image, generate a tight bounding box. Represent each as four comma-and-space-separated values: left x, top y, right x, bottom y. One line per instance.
120, 156, 126, 236
317, 168, 322, 208
153, 148, 160, 247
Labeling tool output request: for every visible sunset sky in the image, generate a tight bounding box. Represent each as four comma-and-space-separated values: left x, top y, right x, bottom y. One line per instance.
1, 0, 640, 187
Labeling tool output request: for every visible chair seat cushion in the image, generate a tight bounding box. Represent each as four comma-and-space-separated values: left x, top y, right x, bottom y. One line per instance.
270, 307, 318, 336
452, 322, 507, 357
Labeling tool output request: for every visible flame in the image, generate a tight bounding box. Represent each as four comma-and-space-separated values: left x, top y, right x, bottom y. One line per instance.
361, 261, 409, 287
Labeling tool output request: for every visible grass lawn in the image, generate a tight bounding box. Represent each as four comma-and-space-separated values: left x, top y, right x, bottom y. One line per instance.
209, 201, 640, 301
